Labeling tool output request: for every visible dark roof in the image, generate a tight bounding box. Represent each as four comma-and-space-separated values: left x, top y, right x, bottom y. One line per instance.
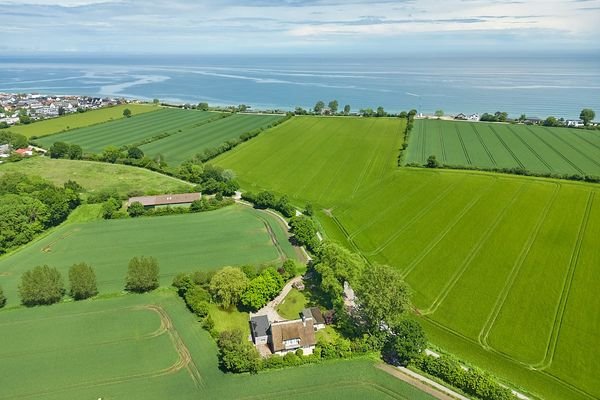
305, 307, 325, 325
270, 319, 316, 352
127, 192, 201, 207
250, 315, 270, 339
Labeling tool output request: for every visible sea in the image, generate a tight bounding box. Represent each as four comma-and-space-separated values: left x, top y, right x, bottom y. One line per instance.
1, 54, 599, 119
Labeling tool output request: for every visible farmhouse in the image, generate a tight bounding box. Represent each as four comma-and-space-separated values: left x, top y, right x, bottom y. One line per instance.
126, 192, 201, 208
14, 147, 34, 157
566, 119, 584, 127
250, 314, 318, 356
454, 113, 467, 120
302, 307, 326, 331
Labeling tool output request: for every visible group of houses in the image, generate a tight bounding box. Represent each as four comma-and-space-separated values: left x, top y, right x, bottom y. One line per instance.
0, 144, 38, 163
453, 113, 480, 121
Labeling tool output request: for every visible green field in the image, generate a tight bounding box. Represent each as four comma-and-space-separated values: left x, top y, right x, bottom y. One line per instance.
215, 116, 600, 399
406, 119, 600, 177
140, 113, 284, 165
36, 108, 219, 153
2, 104, 158, 139
0, 157, 192, 196
0, 292, 435, 400
0, 205, 296, 307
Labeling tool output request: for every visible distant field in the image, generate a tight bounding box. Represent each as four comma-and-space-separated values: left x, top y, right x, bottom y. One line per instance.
36, 108, 219, 154
216, 116, 600, 400
0, 157, 192, 195
140, 113, 284, 165
406, 119, 600, 177
0, 293, 434, 400
215, 116, 405, 205
0, 205, 296, 307
2, 104, 158, 139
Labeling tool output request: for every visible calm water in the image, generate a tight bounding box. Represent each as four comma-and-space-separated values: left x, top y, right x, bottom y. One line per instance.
1, 54, 599, 119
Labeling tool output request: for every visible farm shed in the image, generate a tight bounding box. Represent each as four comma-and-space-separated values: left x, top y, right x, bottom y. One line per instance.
126, 192, 201, 208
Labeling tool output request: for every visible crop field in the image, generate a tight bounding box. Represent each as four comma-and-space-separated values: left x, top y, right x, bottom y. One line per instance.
405, 119, 600, 177
140, 113, 284, 165
2, 104, 158, 139
0, 292, 434, 400
216, 116, 600, 400
0, 205, 296, 307
215, 116, 405, 205
36, 108, 219, 153
0, 157, 192, 195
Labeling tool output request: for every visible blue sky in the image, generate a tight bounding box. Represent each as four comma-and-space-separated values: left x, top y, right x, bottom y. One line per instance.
1, 0, 599, 54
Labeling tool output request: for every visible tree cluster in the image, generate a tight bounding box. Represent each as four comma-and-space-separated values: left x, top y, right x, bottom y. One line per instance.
49, 141, 83, 160
240, 268, 284, 310
241, 190, 295, 217
0, 173, 80, 254
415, 354, 514, 400
0, 130, 28, 149
288, 215, 320, 252
480, 112, 508, 122
125, 256, 160, 293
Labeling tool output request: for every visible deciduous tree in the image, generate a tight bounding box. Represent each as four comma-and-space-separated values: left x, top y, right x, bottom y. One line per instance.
125, 256, 160, 293
69, 262, 98, 300
343, 104, 351, 115
328, 100, 339, 114
385, 319, 427, 366
209, 266, 248, 309
314, 100, 325, 114
580, 108, 595, 126
218, 329, 261, 373
127, 201, 146, 217
123, 108, 132, 118
18, 265, 65, 306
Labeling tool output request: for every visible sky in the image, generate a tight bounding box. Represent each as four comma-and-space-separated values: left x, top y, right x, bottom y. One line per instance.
1, 0, 599, 54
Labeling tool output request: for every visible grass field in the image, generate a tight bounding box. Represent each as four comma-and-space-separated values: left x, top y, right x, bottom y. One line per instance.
215, 116, 405, 205
140, 113, 285, 165
406, 119, 600, 177
0, 292, 435, 400
215, 116, 600, 399
0, 205, 296, 307
277, 288, 308, 320
2, 104, 158, 139
36, 108, 219, 154
0, 157, 192, 195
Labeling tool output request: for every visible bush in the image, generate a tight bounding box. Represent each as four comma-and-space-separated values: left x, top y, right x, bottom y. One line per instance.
18, 265, 65, 306
184, 286, 211, 317
426, 155, 440, 168
217, 329, 262, 373
127, 201, 146, 217
0, 285, 6, 308
125, 256, 160, 293
172, 273, 194, 296
68, 262, 98, 300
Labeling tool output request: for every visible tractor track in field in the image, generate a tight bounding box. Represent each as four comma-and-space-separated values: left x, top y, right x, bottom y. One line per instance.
506, 125, 554, 173
477, 183, 561, 350
438, 122, 448, 163
571, 129, 600, 152
454, 124, 472, 165
400, 179, 497, 279
541, 127, 600, 169
2, 305, 202, 400
470, 124, 497, 167
422, 183, 527, 315
487, 125, 525, 169
534, 192, 595, 371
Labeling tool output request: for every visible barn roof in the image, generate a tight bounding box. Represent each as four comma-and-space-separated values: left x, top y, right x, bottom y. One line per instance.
127, 192, 201, 207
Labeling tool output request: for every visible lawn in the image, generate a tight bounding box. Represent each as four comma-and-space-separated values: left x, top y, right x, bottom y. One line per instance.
276, 288, 308, 320
215, 116, 600, 400
2, 104, 158, 139
405, 119, 600, 177
0, 156, 192, 196
0, 291, 436, 400
140, 113, 285, 165
0, 205, 297, 307
35, 108, 220, 154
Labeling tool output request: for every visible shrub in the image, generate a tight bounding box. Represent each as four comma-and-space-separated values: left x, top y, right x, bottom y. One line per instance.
217, 329, 262, 373
68, 262, 98, 300
184, 286, 211, 317
127, 201, 146, 217
18, 265, 65, 306
125, 256, 159, 293
172, 273, 194, 296
0, 285, 6, 308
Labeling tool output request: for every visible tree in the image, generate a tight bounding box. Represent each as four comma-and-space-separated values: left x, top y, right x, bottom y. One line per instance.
184, 286, 210, 317
580, 109, 595, 126
328, 100, 339, 114
102, 146, 124, 163
123, 108, 132, 118
434, 110, 444, 118
209, 266, 249, 309
18, 265, 65, 306
0, 285, 6, 308
127, 147, 144, 159
289, 215, 319, 252
58, 106, 66, 116
304, 203, 314, 216
356, 264, 411, 331
49, 141, 70, 159
241, 268, 284, 311
198, 102, 209, 111
102, 198, 122, 219
218, 329, 261, 373
343, 104, 351, 115
314, 100, 325, 114
68, 144, 83, 160
127, 201, 146, 217
518, 114, 527, 122
153, 98, 160, 105
543, 116, 559, 127
68, 262, 98, 300
376, 106, 386, 117
125, 256, 160, 293
386, 319, 427, 366
426, 155, 440, 168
